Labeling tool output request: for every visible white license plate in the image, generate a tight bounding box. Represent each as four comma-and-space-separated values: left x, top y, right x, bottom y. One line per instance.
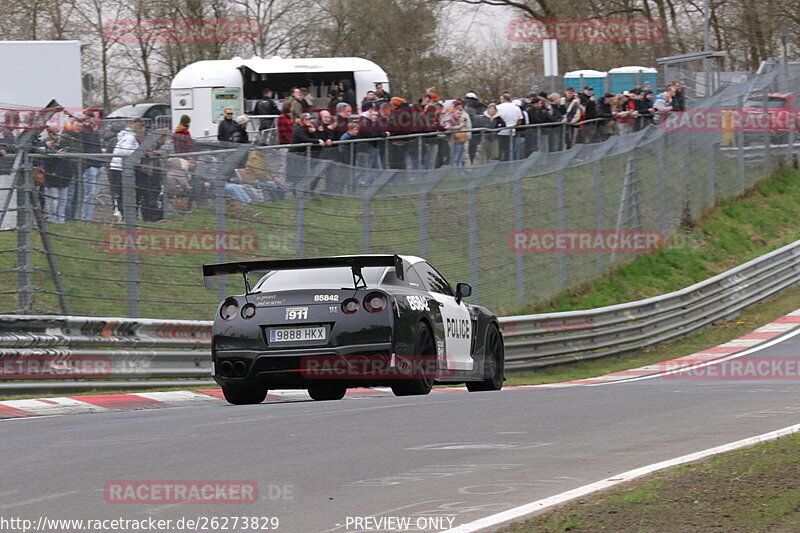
269, 327, 327, 343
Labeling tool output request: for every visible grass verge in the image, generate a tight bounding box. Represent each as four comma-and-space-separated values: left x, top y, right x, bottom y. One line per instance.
498, 430, 800, 532
522, 167, 800, 314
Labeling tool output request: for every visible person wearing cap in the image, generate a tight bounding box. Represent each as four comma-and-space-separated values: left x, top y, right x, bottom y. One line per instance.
619, 92, 639, 134
173, 114, 193, 153
463, 92, 486, 115
652, 90, 673, 125
456, 96, 481, 164
229, 115, 250, 144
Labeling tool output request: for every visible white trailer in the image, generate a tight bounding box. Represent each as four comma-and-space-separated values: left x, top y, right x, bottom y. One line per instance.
170, 56, 390, 139
0, 40, 83, 110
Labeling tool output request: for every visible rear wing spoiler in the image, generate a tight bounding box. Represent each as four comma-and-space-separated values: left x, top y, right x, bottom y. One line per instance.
203, 255, 405, 291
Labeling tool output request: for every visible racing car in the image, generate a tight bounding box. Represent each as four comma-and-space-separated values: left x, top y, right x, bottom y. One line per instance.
202, 255, 504, 404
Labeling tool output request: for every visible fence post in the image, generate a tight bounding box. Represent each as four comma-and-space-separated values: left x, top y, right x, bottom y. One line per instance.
214, 144, 251, 298
17, 152, 33, 313
707, 138, 716, 206
593, 160, 605, 272
361, 170, 396, 254
418, 192, 428, 258
514, 175, 525, 304
654, 134, 665, 231
556, 169, 567, 288
789, 73, 798, 168
363, 197, 372, 253
763, 91, 771, 175
295, 193, 306, 258
626, 150, 641, 229
468, 181, 479, 303
121, 133, 161, 317
737, 95, 746, 192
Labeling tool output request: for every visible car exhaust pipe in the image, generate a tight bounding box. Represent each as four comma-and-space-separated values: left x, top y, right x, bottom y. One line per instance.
232, 360, 248, 377
219, 360, 233, 377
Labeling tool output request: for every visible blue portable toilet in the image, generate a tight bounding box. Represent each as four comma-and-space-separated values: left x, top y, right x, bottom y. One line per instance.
564, 70, 607, 93
608, 66, 658, 94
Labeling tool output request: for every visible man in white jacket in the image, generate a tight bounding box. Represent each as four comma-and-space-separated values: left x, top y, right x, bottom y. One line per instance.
109, 119, 145, 220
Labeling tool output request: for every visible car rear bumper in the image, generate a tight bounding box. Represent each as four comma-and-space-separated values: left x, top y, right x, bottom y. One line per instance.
214, 342, 395, 389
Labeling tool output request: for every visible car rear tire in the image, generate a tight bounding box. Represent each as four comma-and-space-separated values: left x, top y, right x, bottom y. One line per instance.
221, 384, 268, 405
307, 384, 347, 401
391, 323, 435, 397
467, 325, 504, 392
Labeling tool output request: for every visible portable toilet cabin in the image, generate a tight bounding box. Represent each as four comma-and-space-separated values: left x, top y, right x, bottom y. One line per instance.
608, 66, 658, 94
564, 70, 607, 93
171, 56, 390, 139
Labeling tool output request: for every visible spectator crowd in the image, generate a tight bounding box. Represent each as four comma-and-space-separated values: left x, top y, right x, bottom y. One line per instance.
0, 78, 686, 224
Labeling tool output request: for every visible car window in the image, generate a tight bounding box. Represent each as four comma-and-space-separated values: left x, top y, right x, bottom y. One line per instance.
252, 266, 385, 291
412, 262, 454, 296
404, 266, 425, 289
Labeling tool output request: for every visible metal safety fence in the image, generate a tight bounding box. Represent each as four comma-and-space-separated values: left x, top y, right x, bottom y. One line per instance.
1, 235, 799, 393
0, 65, 797, 321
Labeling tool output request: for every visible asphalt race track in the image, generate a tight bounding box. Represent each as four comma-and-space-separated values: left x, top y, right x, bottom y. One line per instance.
3, 331, 800, 533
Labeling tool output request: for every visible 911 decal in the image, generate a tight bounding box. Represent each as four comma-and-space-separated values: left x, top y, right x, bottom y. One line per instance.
406, 295, 430, 311
446, 318, 471, 340
285, 307, 308, 320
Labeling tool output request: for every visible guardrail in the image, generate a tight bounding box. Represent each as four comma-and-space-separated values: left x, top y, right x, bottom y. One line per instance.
1, 238, 799, 393
0, 316, 213, 393
499, 238, 800, 370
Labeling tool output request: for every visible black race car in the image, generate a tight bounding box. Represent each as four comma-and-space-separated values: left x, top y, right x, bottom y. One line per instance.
202, 255, 504, 404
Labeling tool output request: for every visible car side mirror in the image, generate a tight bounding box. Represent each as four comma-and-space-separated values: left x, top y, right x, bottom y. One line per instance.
455, 282, 472, 303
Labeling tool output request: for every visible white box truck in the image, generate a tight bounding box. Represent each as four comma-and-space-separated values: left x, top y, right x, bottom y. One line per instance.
171, 56, 390, 139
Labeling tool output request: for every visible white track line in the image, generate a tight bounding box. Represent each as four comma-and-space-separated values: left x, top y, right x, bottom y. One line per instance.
444, 422, 800, 532
591, 324, 800, 386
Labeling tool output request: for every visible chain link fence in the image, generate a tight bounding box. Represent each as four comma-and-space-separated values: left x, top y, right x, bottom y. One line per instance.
0, 66, 795, 319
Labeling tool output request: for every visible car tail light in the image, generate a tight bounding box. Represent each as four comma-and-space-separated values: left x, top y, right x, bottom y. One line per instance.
241, 303, 256, 319
342, 298, 360, 314
220, 299, 238, 320
363, 292, 387, 313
